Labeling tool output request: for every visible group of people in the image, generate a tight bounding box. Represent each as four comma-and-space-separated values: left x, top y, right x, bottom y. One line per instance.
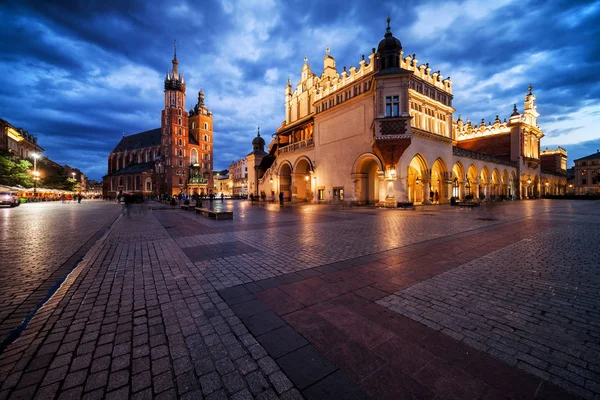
250, 191, 285, 206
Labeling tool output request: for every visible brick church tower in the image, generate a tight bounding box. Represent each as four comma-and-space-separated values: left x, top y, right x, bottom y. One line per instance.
161, 41, 190, 195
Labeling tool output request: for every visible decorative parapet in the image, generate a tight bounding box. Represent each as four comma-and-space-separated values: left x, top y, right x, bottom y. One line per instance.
399, 52, 452, 94
453, 116, 511, 140
541, 147, 567, 156
278, 138, 314, 155
453, 146, 517, 168
313, 53, 376, 103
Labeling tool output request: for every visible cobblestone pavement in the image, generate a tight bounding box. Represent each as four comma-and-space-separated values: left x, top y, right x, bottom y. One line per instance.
0, 210, 302, 399
0, 201, 121, 348
378, 210, 600, 399
0, 199, 597, 399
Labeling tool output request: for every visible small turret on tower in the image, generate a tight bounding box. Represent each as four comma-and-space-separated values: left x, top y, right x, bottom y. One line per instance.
322, 46, 337, 79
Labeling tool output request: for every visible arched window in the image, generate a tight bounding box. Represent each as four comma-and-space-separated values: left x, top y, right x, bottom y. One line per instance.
135, 176, 140, 191
179, 149, 183, 157
178, 109, 182, 116
191, 148, 198, 164
203, 134, 208, 142
126, 176, 131, 191
179, 139, 182, 146
178, 128, 182, 136
178, 118, 182, 125
204, 122, 208, 130
146, 181, 151, 191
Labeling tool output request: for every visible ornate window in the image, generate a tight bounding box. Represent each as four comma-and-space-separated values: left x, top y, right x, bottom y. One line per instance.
204, 122, 208, 130
146, 181, 151, 191
190, 148, 198, 164
386, 96, 399, 117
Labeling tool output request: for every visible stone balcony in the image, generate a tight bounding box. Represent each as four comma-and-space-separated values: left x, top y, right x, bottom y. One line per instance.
278, 137, 314, 155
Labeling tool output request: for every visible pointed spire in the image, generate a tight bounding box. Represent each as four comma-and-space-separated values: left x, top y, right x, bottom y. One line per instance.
287, 77, 291, 86
304, 56, 308, 64
326, 45, 330, 56
257, 126, 261, 137
385, 16, 392, 37
527, 83, 533, 95
173, 39, 177, 61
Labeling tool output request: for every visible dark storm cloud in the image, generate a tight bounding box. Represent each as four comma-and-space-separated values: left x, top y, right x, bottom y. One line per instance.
1, 0, 598, 180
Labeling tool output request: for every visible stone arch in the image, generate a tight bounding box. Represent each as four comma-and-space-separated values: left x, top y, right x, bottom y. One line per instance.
491, 168, 500, 198
466, 164, 478, 197
278, 161, 293, 201
292, 157, 314, 202
407, 153, 429, 204
431, 157, 448, 204
352, 153, 383, 205
452, 161, 465, 199
292, 156, 314, 173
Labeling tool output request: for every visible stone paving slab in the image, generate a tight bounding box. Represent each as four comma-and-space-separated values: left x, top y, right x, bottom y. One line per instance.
378, 221, 600, 399
220, 212, 583, 399
0, 213, 302, 399
1, 199, 598, 399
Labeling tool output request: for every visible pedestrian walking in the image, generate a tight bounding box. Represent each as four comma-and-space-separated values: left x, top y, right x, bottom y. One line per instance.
279, 191, 284, 206
221, 193, 224, 202
433, 190, 439, 205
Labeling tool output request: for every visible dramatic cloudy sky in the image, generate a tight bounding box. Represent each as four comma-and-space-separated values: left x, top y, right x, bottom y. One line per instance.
1, 0, 599, 180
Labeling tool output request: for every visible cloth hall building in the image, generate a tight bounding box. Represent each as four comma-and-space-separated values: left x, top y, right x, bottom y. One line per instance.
247, 19, 567, 206
102, 45, 214, 198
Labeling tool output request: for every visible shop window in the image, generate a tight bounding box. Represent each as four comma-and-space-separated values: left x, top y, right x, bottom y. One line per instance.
318, 189, 325, 201
582, 179, 587, 185
333, 187, 344, 201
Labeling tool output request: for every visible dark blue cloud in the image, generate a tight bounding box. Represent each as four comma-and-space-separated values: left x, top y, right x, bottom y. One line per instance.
1, 0, 598, 180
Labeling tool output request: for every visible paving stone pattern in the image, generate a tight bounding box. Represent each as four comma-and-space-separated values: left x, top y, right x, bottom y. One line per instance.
379, 221, 600, 399
1, 199, 598, 399
0, 202, 120, 347
0, 213, 301, 399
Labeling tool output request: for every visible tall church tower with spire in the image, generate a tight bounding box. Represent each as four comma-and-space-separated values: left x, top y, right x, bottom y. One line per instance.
161, 41, 189, 195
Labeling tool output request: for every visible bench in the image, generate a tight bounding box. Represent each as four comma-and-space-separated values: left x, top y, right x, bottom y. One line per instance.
195, 207, 233, 220
458, 202, 479, 209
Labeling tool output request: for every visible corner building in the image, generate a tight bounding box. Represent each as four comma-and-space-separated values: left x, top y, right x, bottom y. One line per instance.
103, 45, 214, 197
249, 19, 567, 205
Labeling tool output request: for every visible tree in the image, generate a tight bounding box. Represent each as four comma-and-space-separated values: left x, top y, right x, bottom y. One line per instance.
0, 151, 33, 187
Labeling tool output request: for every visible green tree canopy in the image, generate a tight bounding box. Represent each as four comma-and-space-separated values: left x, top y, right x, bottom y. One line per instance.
0, 151, 33, 187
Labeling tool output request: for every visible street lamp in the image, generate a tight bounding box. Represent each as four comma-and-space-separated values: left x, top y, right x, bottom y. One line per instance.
32, 153, 39, 199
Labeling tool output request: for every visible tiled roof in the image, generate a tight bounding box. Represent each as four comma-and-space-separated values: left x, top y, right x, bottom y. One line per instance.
574, 151, 600, 161
107, 161, 154, 176
112, 128, 161, 153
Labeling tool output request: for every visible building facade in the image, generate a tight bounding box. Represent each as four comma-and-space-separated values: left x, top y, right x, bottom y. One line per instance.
228, 158, 248, 197
103, 44, 214, 198
1, 118, 44, 159
572, 150, 600, 194
249, 19, 566, 205
540, 147, 568, 195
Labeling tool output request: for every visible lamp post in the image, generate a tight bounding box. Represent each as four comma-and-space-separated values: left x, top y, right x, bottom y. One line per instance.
32, 153, 39, 199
